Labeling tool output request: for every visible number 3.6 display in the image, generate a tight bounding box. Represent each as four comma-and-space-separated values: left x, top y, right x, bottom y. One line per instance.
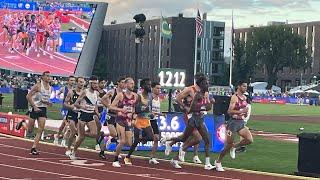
158, 68, 186, 89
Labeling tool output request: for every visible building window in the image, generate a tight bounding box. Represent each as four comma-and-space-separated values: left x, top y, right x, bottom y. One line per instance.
197, 51, 201, 61
197, 38, 201, 48
167, 38, 170, 44
166, 61, 169, 68
212, 64, 218, 73
166, 48, 170, 56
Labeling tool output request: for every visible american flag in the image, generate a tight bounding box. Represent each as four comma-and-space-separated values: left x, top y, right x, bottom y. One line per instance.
195, 10, 203, 36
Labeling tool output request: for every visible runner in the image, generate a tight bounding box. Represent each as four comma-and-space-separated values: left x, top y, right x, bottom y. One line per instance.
68, 76, 99, 160
8, 13, 19, 53
2, 9, 10, 47
214, 80, 253, 171
16, 71, 52, 155
36, 14, 47, 57
19, 14, 30, 54
236, 92, 252, 153
64, 77, 85, 156
26, 14, 37, 55
101, 77, 126, 150
148, 81, 163, 164
124, 78, 157, 165
49, 16, 61, 58
163, 73, 205, 164
95, 78, 107, 159
54, 76, 76, 146
166, 75, 215, 170
109, 77, 137, 167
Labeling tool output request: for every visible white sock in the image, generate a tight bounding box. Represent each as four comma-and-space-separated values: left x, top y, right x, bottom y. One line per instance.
205, 157, 210, 165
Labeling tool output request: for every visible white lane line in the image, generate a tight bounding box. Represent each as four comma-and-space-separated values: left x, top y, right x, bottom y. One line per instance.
0, 163, 95, 180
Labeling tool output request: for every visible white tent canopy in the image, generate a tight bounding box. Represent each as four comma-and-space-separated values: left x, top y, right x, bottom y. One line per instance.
250, 82, 281, 94
305, 89, 320, 94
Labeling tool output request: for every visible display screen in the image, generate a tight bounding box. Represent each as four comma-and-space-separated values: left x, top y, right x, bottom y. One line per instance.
0, 0, 96, 76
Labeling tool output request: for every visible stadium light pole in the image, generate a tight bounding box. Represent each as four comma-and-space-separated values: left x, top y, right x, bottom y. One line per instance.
133, 14, 146, 89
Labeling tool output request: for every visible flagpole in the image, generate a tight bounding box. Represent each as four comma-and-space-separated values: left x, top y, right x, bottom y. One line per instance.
194, 28, 198, 76
229, 10, 234, 87
158, 14, 162, 69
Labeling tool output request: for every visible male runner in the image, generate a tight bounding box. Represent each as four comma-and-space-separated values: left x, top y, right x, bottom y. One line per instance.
68, 76, 99, 160
214, 80, 253, 171
109, 77, 137, 167
16, 71, 52, 155
64, 77, 85, 156
54, 76, 76, 146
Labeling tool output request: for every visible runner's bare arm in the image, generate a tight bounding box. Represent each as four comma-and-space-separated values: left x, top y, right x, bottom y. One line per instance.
204, 92, 214, 111
63, 91, 74, 110
109, 93, 125, 113
175, 87, 191, 111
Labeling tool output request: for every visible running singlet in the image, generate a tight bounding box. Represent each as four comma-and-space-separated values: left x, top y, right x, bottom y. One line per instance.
67, 90, 80, 117
107, 89, 118, 117
80, 89, 98, 114
51, 23, 60, 36
28, 21, 37, 35
33, 81, 52, 108
192, 93, 209, 113
151, 96, 160, 120
97, 90, 106, 113
38, 22, 46, 33
135, 94, 151, 128
232, 94, 248, 120
116, 92, 136, 127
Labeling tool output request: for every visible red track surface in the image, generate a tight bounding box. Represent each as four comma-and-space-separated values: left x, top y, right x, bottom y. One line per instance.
0, 9, 80, 76
0, 134, 302, 180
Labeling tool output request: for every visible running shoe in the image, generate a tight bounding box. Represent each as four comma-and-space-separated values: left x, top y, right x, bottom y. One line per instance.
170, 159, 181, 169
149, 158, 160, 165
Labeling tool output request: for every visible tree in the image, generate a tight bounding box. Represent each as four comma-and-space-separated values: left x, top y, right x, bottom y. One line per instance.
249, 25, 312, 89
233, 25, 311, 89
232, 38, 257, 84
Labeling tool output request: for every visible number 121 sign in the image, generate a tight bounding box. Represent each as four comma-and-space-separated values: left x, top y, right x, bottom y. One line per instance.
158, 68, 186, 89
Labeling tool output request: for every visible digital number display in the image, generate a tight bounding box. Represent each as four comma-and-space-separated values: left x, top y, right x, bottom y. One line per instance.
59, 32, 87, 53
158, 116, 180, 131
158, 68, 186, 89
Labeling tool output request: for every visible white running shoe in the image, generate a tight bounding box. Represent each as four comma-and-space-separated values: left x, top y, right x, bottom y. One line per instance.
214, 160, 225, 172
53, 136, 59, 146
178, 147, 185, 162
95, 144, 101, 151
35, 49, 38, 52
26, 48, 29, 55
149, 158, 159, 165
112, 161, 121, 168
193, 155, 202, 164
170, 159, 181, 169
65, 150, 72, 156
68, 151, 76, 160
165, 141, 172, 156
43, 51, 46, 56
204, 163, 215, 170
230, 147, 236, 159
61, 139, 66, 147
37, 53, 40, 57
50, 55, 53, 59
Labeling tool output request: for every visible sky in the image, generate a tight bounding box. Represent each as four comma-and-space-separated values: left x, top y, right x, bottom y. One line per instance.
81, 0, 320, 56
